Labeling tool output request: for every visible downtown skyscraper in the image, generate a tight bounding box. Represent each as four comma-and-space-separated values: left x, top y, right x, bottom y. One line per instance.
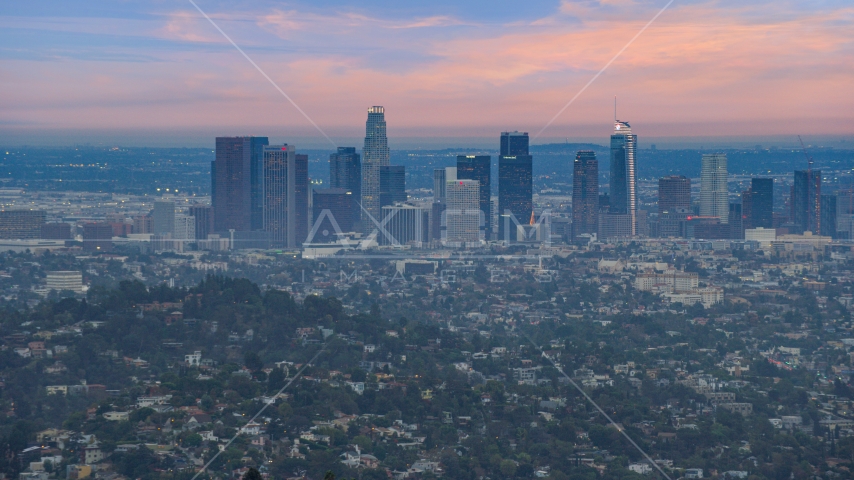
700, 153, 729, 223
361, 106, 390, 229
263, 145, 308, 248
572, 151, 598, 239
609, 121, 638, 235
213, 136, 269, 233
792, 169, 821, 234
456, 155, 491, 239
498, 132, 533, 241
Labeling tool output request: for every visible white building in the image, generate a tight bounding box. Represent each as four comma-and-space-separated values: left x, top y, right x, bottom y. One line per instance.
445, 179, 482, 246
185, 351, 202, 366
700, 153, 728, 223
46, 271, 84, 294
628, 463, 652, 475
174, 214, 196, 241
745, 227, 776, 249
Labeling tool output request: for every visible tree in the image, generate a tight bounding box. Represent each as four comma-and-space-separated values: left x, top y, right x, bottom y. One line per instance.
244, 351, 264, 372
243, 467, 263, 480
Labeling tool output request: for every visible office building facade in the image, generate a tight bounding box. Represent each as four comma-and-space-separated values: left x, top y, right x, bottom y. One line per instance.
446, 179, 482, 246
152, 201, 175, 235
610, 121, 638, 235
457, 155, 491, 239
572, 151, 599, 238
380, 165, 406, 209
380, 204, 429, 246
792, 170, 821, 234
0, 210, 46, 239
498, 132, 533, 242
361, 107, 390, 229
263, 145, 309, 248
749, 178, 773, 228
311, 188, 355, 243
189, 205, 213, 241
658, 175, 691, 214
213, 136, 269, 233
699, 153, 729, 223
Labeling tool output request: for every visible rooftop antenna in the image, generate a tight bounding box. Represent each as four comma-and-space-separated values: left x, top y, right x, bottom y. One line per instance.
614, 96, 617, 122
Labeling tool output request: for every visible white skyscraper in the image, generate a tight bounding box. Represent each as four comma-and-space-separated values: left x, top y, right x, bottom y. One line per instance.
361, 106, 390, 230
446, 179, 481, 246
700, 153, 729, 223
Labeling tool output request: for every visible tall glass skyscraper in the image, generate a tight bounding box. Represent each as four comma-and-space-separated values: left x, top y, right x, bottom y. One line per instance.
609, 121, 637, 235
456, 155, 491, 239
658, 175, 691, 214
330, 147, 361, 197
263, 145, 308, 248
749, 178, 773, 228
700, 153, 729, 223
213, 136, 269, 233
572, 151, 598, 238
361, 106, 389, 229
380, 165, 406, 208
793, 169, 821, 234
498, 132, 532, 242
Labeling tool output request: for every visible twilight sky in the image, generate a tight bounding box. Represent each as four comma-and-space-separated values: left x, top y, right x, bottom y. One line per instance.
1, 0, 853, 146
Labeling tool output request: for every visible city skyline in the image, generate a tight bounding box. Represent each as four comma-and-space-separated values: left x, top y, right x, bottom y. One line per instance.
2, 1, 853, 148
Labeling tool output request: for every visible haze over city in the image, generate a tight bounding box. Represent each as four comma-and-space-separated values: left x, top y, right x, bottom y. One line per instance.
2, 0, 854, 147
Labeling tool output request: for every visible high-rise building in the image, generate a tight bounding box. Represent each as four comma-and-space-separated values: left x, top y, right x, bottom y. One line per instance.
132, 215, 152, 234
310, 188, 355, 243
263, 145, 309, 248
610, 121, 638, 234
500, 131, 529, 156
729, 203, 744, 239
0, 210, 46, 239
361, 106, 390, 229
820, 194, 837, 237
434, 167, 456, 202
189, 205, 213, 240
457, 156, 491, 240
329, 146, 361, 225
152, 201, 175, 235
658, 175, 691, 214
82, 222, 113, 252
380, 165, 406, 208
380, 204, 429, 246
749, 178, 773, 228
699, 153, 729, 223
174, 214, 196, 241
792, 169, 821, 234
572, 151, 599, 239
213, 136, 269, 233
498, 132, 532, 242
41, 223, 72, 240
446, 179, 482, 246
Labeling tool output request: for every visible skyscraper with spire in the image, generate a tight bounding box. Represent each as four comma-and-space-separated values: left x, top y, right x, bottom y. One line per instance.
609, 120, 637, 235
361, 106, 389, 230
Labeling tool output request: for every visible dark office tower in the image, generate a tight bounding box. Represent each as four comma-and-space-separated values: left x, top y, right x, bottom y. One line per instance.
658, 175, 691, 214
610, 121, 638, 235
263, 145, 309, 248
311, 188, 355, 243
749, 178, 773, 228
729, 203, 744, 239
329, 147, 361, 196
361, 106, 390, 229
500, 131, 529, 156
457, 155, 492, 239
380, 165, 406, 208
189, 205, 213, 240
41, 223, 72, 240
213, 136, 269, 233
0, 210, 46, 239
82, 222, 113, 252
792, 170, 821, 234
572, 151, 599, 238
821, 194, 837, 237
498, 155, 533, 241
